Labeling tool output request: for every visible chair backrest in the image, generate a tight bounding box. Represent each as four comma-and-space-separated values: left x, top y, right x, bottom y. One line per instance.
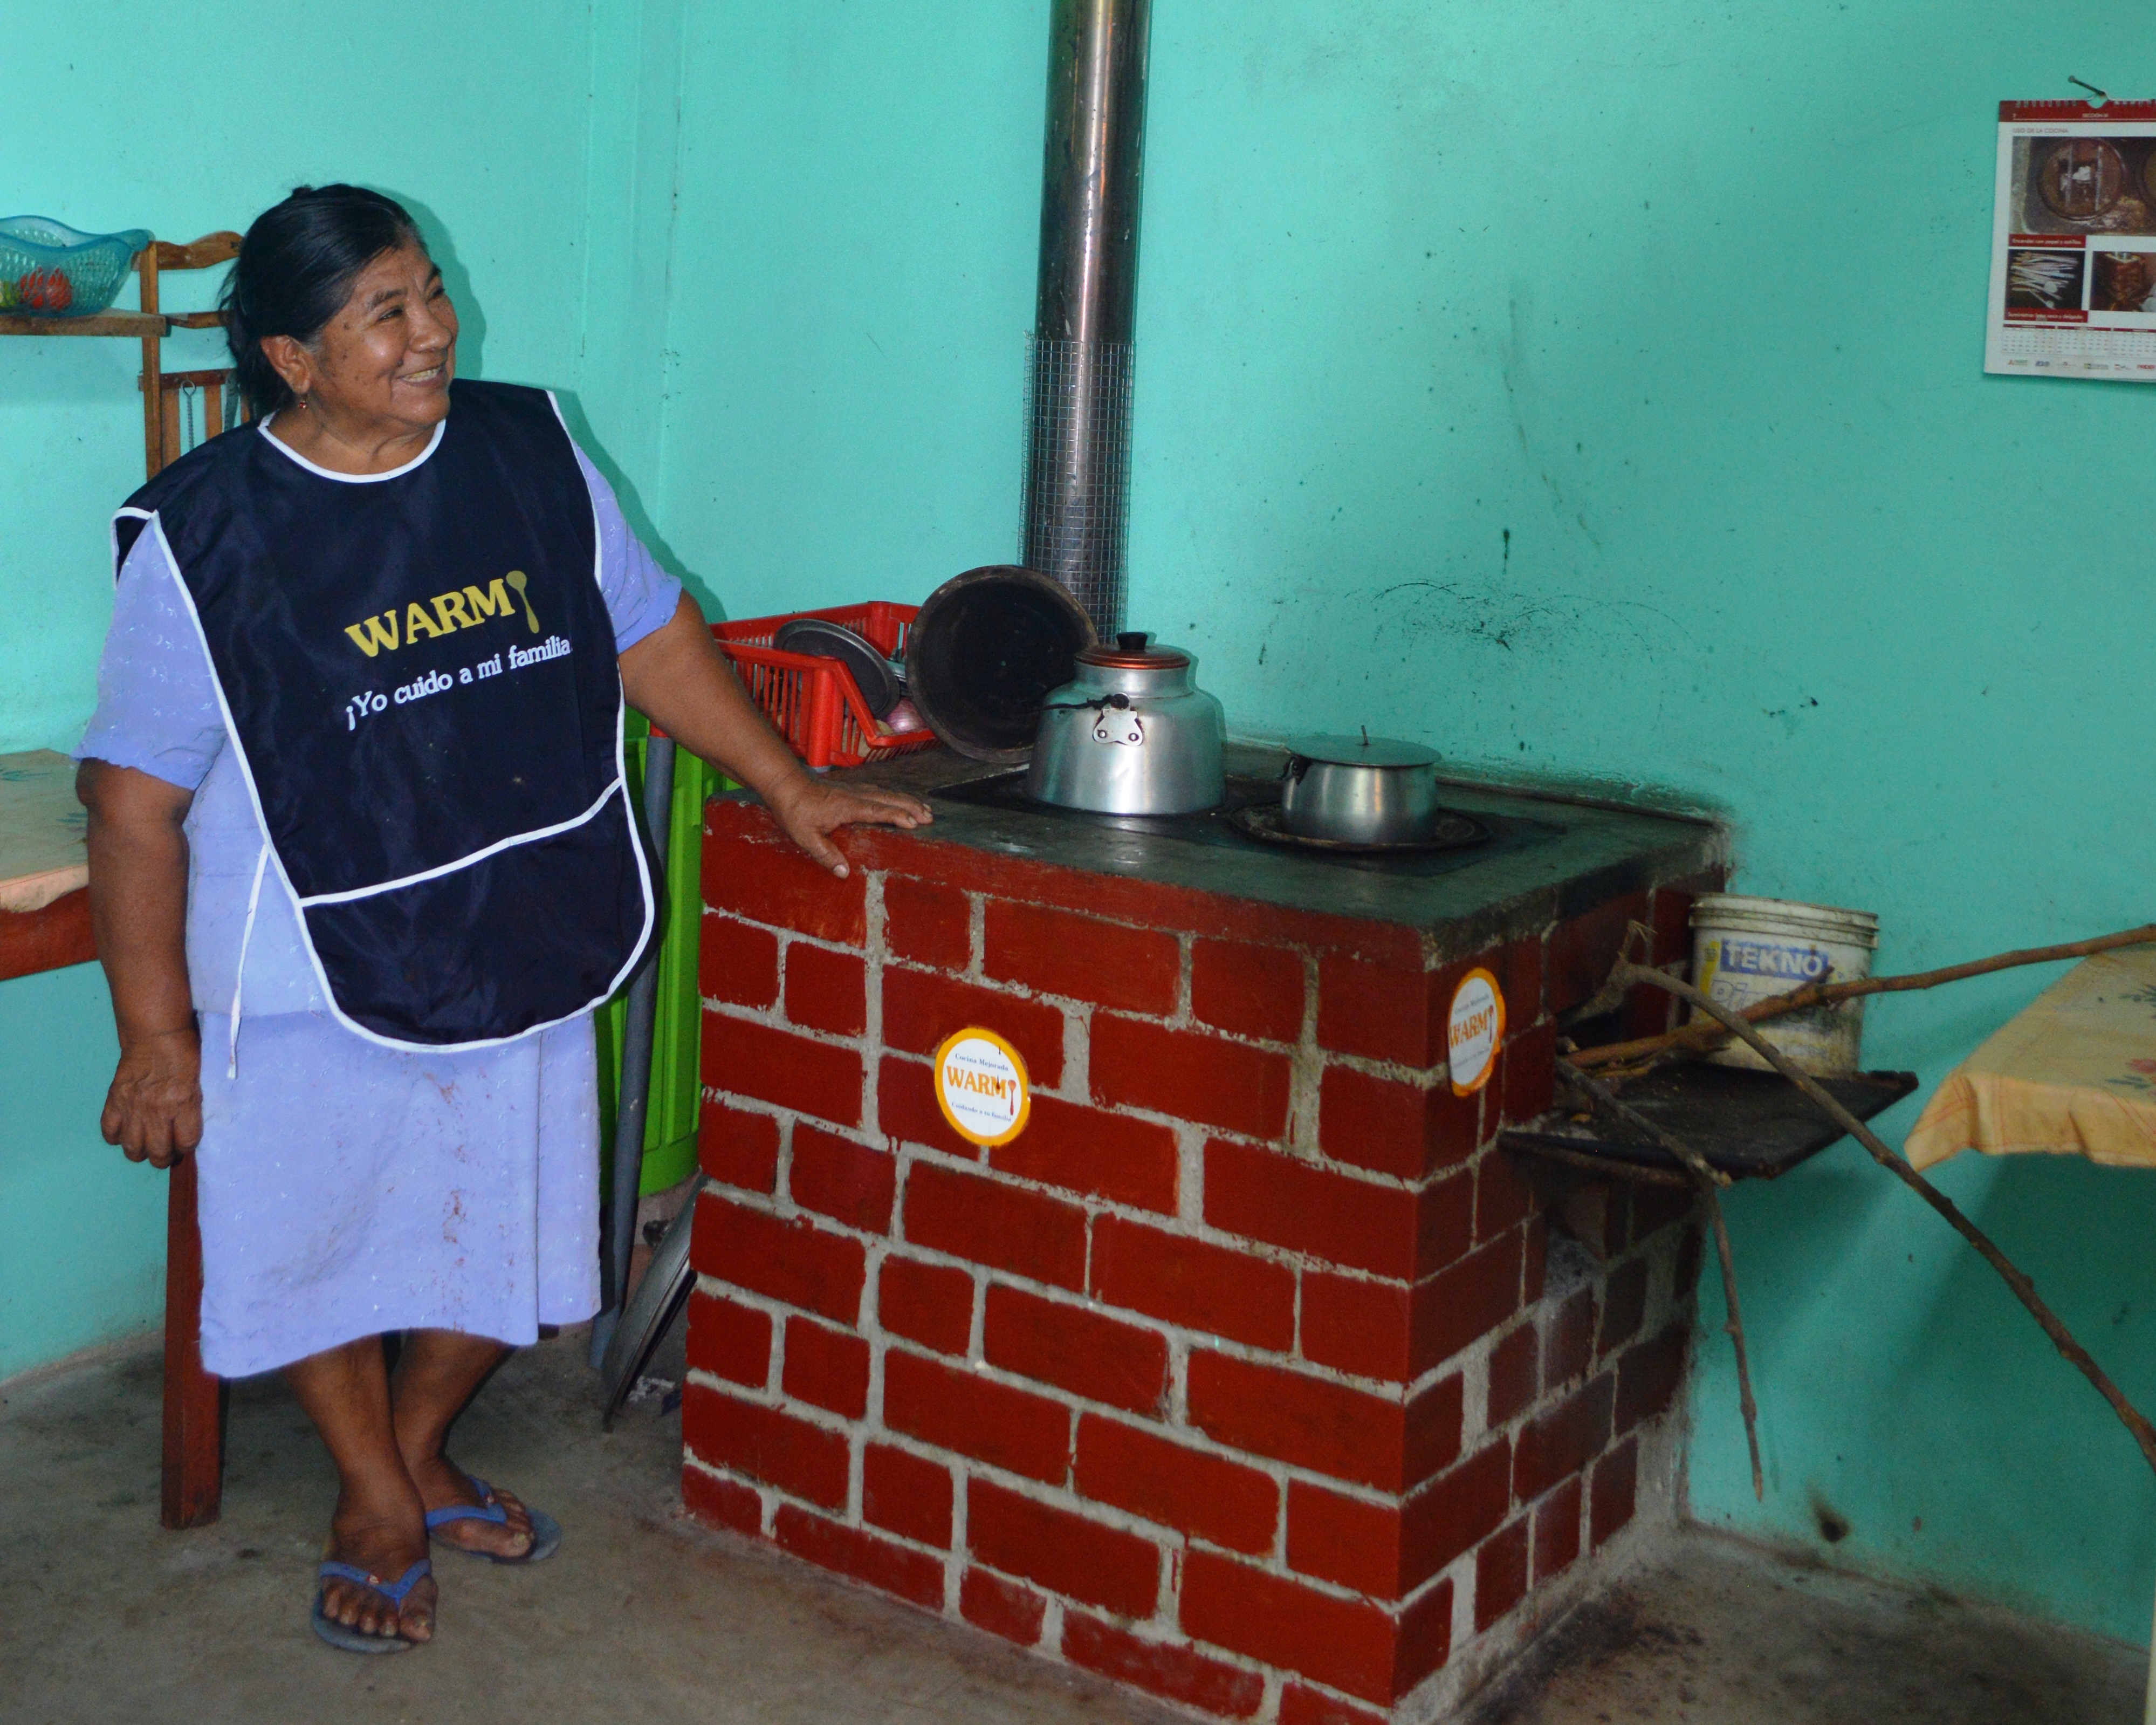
136, 232, 243, 477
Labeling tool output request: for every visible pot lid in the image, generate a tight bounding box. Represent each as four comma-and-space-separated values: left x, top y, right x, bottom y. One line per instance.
1286, 732, 1439, 769
1079, 631, 1190, 670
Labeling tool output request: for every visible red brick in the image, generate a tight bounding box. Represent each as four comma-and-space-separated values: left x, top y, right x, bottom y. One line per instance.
1089, 1216, 1295, 1351
1191, 939, 1304, 1043
1092, 1016, 1292, 1139
1532, 1475, 1583, 1584
863, 1442, 953, 1548
984, 1285, 1168, 1415
1598, 1258, 1649, 1358
700, 913, 779, 1008
903, 1163, 1087, 1291
960, 1566, 1046, 1644
682, 1382, 849, 1509
1486, 1323, 1538, 1428
1494, 936, 1546, 1031
1396, 1574, 1454, 1694
1407, 1231, 1526, 1376
877, 1254, 974, 1354
1514, 1374, 1615, 1502
1545, 892, 1649, 1018
692, 1195, 865, 1324
773, 1503, 945, 1608
782, 1316, 869, 1419
883, 874, 972, 969
1475, 1518, 1530, 1632
1187, 1352, 1460, 1492
984, 900, 1180, 1015
966, 1479, 1160, 1618
1301, 1272, 1411, 1381
1279, 1683, 1389, 1725
705, 1014, 863, 1127
1524, 1214, 1548, 1304
882, 968, 1065, 1087
704, 813, 868, 944
784, 943, 867, 1036
1319, 1065, 1478, 1179
1543, 1285, 1598, 1391
1589, 1438, 1638, 1550
1615, 1318, 1691, 1434
685, 1289, 773, 1387
1063, 1614, 1265, 1718
883, 1350, 1070, 1483
789, 1125, 896, 1234
1075, 1414, 1279, 1555
681, 1463, 761, 1536
990, 1094, 1177, 1214
1475, 1149, 1536, 1243
1630, 1184, 1696, 1242
876, 1055, 977, 1159
1673, 1223, 1704, 1304
1316, 954, 1437, 1066
699, 1097, 781, 1192
1180, 1549, 1397, 1706
1285, 1440, 1511, 1598
1499, 1021, 1557, 1128
1204, 1139, 1470, 1281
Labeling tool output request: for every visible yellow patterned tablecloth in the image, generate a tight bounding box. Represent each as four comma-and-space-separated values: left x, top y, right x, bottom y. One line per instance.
1905, 948, 2156, 1172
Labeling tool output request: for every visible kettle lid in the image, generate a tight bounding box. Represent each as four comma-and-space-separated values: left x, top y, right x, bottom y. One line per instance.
1080, 630, 1190, 670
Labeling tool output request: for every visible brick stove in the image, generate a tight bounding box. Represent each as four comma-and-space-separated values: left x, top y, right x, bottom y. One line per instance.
685, 746, 1724, 1723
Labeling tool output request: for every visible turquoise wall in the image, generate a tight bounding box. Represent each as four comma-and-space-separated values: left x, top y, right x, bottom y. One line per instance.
8, 0, 2154, 1653
636, 0, 2156, 1645
0, 0, 611, 1377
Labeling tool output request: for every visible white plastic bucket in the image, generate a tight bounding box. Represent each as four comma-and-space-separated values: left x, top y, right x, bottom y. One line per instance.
1689, 894, 1879, 1074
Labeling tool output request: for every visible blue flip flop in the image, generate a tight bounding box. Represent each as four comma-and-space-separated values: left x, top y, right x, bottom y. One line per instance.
310, 1558, 431, 1654
425, 1474, 562, 1564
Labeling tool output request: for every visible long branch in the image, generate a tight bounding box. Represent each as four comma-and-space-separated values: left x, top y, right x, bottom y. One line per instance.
1572, 923, 2156, 1071
1613, 961, 2156, 1479
1556, 1058, 1763, 1500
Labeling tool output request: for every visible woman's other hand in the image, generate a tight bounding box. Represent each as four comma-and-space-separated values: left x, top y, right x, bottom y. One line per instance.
101, 1023, 204, 1167
766, 777, 933, 879
79, 759, 201, 1167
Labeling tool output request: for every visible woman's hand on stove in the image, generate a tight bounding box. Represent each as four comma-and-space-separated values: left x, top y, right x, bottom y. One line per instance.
101, 1023, 204, 1168
767, 776, 934, 879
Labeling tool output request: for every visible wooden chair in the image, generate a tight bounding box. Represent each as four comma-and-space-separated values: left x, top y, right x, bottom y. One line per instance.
136, 233, 246, 1530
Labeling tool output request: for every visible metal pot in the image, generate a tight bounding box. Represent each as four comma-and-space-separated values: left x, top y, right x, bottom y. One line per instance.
1280, 735, 1440, 844
1026, 633, 1226, 815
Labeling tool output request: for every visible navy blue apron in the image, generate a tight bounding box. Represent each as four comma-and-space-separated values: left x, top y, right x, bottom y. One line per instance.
114, 380, 655, 1050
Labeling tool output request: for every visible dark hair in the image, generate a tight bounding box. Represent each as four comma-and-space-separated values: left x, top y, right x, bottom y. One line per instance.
221, 185, 426, 417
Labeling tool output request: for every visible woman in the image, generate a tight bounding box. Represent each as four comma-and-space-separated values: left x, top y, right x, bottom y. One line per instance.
76, 185, 929, 1652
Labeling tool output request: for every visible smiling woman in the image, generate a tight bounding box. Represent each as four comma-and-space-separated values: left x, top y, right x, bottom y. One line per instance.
70, 184, 932, 1655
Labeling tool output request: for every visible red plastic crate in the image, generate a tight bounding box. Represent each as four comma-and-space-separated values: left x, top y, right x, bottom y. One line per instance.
712, 602, 937, 771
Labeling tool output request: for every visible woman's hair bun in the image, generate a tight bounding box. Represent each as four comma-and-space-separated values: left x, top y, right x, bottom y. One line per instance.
220, 185, 424, 419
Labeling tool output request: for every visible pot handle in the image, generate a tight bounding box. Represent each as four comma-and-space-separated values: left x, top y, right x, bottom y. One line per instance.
1282, 752, 1310, 786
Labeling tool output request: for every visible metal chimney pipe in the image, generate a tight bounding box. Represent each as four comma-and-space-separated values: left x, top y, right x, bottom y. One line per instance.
1020, 0, 1151, 637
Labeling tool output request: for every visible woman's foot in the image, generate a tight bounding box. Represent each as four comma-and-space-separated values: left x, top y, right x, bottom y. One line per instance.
409, 1454, 537, 1560
318, 1491, 436, 1643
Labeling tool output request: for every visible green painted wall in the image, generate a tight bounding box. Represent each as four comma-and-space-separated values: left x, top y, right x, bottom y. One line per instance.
642, 0, 2156, 1645
0, 0, 610, 1377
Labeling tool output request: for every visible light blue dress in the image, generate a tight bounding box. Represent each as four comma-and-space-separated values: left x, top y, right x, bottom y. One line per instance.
77, 419, 681, 1377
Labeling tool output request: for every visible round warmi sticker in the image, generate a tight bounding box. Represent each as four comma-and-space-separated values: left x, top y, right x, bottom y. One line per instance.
932, 1028, 1032, 1148
1447, 968, 1505, 1096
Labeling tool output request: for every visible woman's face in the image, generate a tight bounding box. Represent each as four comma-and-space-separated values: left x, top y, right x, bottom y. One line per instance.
271, 242, 458, 434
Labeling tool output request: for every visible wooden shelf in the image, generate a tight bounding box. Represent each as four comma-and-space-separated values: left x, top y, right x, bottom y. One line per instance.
0, 310, 168, 338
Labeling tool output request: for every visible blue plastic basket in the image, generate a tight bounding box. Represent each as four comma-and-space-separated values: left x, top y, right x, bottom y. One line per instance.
0, 217, 150, 316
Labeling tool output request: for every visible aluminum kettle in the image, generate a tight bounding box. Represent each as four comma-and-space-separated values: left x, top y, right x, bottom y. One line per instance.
1026, 633, 1226, 816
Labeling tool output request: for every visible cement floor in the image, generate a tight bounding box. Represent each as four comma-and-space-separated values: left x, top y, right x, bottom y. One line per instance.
2, 1331, 2142, 1725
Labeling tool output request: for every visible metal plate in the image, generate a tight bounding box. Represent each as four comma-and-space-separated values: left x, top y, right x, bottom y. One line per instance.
774, 618, 902, 719
1229, 800, 1487, 855
1500, 1066, 1920, 1182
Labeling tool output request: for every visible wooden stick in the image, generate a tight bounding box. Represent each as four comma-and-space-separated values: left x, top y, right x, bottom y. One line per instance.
1556, 1058, 1764, 1500
1613, 961, 2156, 1480
1572, 923, 2156, 1071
